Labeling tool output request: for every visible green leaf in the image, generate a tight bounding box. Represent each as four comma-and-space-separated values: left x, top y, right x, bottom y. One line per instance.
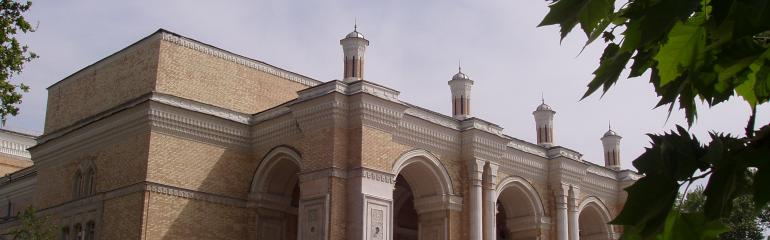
539, 0, 615, 41
736, 71, 758, 106
577, 0, 614, 38
654, 15, 707, 87
583, 43, 632, 99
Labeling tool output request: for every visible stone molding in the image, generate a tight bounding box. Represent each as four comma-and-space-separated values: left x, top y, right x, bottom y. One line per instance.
0, 139, 32, 159
160, 31, 321, 87
31, 104, 150, 166
506, 139, 547, 158
394, 116, 461, 155
403, 106, 460, 130
547, 147, 583, 161
148, 102, 250, 149
145, 182, 247, 207
348, 167, 395, 185
150, 93, 252, 124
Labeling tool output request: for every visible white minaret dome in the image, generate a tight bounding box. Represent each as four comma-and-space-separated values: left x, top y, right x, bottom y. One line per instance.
346, 30, 365, 39
536, 102, 552, 111
452, 71, 471, 81
603, 129, 619, 137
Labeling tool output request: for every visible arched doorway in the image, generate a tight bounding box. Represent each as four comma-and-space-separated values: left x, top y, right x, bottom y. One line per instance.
391, 149, 457, 240
393, 175, 418, 240
495, 177, 546, 240
250, 147, 302, 240
578, 198, 613, 240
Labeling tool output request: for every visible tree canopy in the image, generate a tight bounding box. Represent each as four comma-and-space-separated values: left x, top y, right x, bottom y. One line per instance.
678, 186, 770, 240
0, 0, 36, 124
538, 0, 770, 239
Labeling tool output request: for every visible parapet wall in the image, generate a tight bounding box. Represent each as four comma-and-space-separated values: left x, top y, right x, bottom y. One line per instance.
44, 30, 320, 135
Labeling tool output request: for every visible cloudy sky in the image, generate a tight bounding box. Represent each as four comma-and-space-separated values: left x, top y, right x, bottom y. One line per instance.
6, 0, 769, 169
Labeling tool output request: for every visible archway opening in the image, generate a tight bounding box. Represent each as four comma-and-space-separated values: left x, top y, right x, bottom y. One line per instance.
252, 151, 301, 240
578, 203, 611, 240
391, 154, 453, 240
496, 181, 542, 240
394, 175, 418, 240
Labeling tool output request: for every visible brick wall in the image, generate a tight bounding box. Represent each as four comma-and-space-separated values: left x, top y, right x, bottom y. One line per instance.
101, 192, 145, 239
34, 128, 150, 209
147, 132, 253, 199
0, 154, 32, 176
144, 193, 247, 240
44, 36, 160, 134
154, 39, 308, 114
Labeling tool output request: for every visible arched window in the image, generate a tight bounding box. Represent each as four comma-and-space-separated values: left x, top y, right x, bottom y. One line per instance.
85, 168, 95, 195
73, 170, 83, 198
85, 221, 95, 240
73, 224, 83, 240
61, 227, 70, 240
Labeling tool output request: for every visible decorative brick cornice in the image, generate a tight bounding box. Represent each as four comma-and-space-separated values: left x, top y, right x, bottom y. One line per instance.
506, 139, 547, 158
0, 139, 32, 159
146, 182, 247, 207
148, 102, 250, 149
160, 31, 321, 87
348, 167, 395, 184
150, 93, 252, 124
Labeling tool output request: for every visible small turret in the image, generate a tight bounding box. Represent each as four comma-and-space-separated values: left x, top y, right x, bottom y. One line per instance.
340, 24, 369, 82
601, 124, 622, 170
533, 98, 555, 147
448, 66, 474, 120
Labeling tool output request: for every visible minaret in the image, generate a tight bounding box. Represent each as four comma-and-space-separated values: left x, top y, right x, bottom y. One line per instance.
448, 66, 474, 120
532, 98, 555, 147
601, 124, 622, 170
340, 24, 369, 82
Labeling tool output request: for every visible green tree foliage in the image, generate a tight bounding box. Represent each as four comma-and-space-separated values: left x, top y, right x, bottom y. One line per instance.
679, 187, 770, 240
10, 206, 55, 240
538, 0, 770, 239
0, 0, 36, 125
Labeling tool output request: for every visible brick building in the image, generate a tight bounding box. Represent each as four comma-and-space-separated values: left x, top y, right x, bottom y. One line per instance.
0, 28, 638, 240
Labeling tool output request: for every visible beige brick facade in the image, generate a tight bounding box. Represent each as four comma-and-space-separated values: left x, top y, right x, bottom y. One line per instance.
0, 29, 638, 240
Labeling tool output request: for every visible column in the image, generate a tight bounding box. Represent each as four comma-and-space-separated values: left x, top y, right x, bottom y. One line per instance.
297, 169, 346, 240
568, 185, 580, 240
555, 184, 569, 240
483, 163, 499, 240
468, 160, 485, 240
346, 168, 395, 240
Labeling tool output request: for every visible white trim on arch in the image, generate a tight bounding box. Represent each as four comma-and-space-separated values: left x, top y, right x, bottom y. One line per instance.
577, 196, 613, 222
578, 196, 615, 238
494, 176, 546, 218
250, 146, 303, 193
391, 149, 455, 196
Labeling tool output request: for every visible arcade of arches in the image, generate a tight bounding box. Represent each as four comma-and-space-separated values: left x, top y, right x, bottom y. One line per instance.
249, 147, 619, 240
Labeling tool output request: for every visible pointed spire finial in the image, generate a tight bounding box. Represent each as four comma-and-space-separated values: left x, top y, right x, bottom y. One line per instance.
541, 92, 545, 104
608, 120, 612, 130
354, 17, 358, 32
458, 59, 462, 73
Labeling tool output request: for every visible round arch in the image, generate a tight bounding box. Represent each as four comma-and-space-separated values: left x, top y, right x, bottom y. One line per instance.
577, 196, 614, 240
391, 149, 455, 197
494, 176, 546, 218
494, 176, 547, 239
250, 145, 304, 240
391, 149, 457, 240
250, 146, 303, 194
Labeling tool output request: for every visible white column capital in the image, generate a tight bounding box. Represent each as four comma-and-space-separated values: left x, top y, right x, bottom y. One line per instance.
483, 162, 499, 190
467, 159, 486, 186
